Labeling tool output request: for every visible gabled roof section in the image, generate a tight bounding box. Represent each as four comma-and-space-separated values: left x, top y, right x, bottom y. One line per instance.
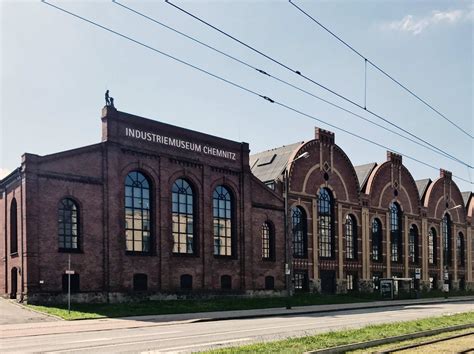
415, 178, 431, 200
354, 162, 377, 192
0, 167, 21, 190
250, 141, 304, 183
462, 191, 472, 208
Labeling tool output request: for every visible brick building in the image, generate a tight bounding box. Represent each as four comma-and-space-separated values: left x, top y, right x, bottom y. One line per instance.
1, 106, 473, 303
0, 106, 285, 303
251, 128, 473, 293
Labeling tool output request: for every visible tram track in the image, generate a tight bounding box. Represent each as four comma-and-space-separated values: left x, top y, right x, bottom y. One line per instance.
380, 330, 474, 353
306, 323, 474, 353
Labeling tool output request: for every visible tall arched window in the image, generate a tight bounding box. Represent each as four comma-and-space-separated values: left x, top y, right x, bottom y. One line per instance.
428, 227, 436, 265
345, 215, 357, 260
457, 232, 465, 267
172, 179, 195, 254
389, 202, 402, 262
261, 222, 274, 260
409, 225, 419, 264
213, 186, 233, 257
442, 214, 452, 266
318, 188, 334, 259
58, 198, 79, 250
10, 198, 18, 254
291, 206, 307, 258
125, 171, 151, 253
371, 218, 382, 262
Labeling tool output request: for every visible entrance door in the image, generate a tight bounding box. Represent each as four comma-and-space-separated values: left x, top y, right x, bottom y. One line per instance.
10, 268, 17, 299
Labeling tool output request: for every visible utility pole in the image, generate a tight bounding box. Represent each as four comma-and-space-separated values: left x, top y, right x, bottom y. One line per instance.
284, 168, 291, 310
68, 254, 71, 314
283, 151, 309, 310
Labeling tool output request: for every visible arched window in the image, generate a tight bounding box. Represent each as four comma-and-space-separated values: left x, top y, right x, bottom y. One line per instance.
172, 179, 195, 254
318, 188, 334, 259
428, 228, 436, 265
125, 171, 151, 253
457, 232, 465, 267
213, 186, 233, 257
291, 206, 307, 258
345, 214, 357, 260
261, 222, 274, 260
442, 214, 452, 266
10, 198, 18, 254
389, 202, 402, 262
409, 225, 419, 264
58, 198, 79, 251
371, 218, 382, 262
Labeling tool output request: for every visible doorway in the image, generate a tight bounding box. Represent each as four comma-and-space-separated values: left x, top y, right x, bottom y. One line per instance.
10, 268, 17, 299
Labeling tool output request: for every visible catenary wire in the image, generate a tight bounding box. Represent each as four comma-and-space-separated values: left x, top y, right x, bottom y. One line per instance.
288, 0, 473, 140
164, 0, 473, 170
112, 0, 472, 170
40, 0, 473, 185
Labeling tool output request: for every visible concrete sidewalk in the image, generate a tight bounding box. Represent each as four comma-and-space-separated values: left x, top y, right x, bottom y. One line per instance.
1, 296, 473, 339
0, 298, 58, 325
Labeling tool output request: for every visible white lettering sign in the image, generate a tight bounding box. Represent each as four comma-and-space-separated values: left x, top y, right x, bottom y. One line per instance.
125, 128, 237, 161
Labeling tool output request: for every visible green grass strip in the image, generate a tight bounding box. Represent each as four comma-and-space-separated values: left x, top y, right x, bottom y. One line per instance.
207, 311, 474, 353
349, 328, 474, 353
27, 293, 376, 320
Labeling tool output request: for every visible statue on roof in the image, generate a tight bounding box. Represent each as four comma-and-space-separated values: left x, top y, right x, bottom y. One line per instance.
105, 90, 115, 108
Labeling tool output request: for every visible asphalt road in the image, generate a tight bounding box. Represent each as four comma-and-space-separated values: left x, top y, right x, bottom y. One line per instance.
1, 301, 473, 353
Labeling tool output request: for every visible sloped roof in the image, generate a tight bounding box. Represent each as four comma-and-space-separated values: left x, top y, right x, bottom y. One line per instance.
250, 142, 304, 183
415, 178, 431, 200
461, 191, 472, 208
354, 163, 377, 192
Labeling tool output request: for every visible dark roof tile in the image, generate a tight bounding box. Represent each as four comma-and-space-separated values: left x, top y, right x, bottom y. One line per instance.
250, 142, 304, 182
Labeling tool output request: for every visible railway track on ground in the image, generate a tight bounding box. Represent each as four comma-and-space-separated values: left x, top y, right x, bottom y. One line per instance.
380, 330, 474, 353
306, 323, 474, 354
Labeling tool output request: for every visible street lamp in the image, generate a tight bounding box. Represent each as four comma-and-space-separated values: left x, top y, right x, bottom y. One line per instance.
284, 151, 309, 309
443, 204, 462, 299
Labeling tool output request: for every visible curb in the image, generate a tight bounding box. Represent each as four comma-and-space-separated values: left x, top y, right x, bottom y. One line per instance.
194, 297, 474, 323
305, 323, 474, 353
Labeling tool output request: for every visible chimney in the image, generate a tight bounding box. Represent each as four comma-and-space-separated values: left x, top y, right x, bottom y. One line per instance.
387, 151, 402, 165
315, 127, 335, 145
440, 169, 452, 180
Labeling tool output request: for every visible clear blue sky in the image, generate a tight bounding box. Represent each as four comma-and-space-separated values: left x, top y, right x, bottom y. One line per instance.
1, 0, 472, 192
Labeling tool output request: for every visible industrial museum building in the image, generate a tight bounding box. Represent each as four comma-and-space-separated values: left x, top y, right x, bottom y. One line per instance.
1, 106, 473, 303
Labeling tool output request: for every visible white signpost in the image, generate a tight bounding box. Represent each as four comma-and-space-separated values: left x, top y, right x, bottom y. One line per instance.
66, 255, 74, 314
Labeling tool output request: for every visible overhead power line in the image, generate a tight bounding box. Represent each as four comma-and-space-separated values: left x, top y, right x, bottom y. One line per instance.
164, 0, 473, 169
288, 0, 473, 140
113, 0, 472, 170
40, 0, 473, 185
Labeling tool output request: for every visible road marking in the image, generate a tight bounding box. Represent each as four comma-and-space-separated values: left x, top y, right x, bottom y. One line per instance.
0, 331, 183, 350
43, 321, 332, 353
12, 304, 474, 353
31, 307, 474, 353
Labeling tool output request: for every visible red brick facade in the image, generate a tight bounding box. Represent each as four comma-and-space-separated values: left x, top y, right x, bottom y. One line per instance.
251, 128, 473, 294
0, 107, 284, 303
1, 107, 472, 303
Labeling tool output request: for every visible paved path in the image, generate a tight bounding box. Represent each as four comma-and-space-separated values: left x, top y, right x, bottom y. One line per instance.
1, 299, 472, 353
0, 298, 58, 325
